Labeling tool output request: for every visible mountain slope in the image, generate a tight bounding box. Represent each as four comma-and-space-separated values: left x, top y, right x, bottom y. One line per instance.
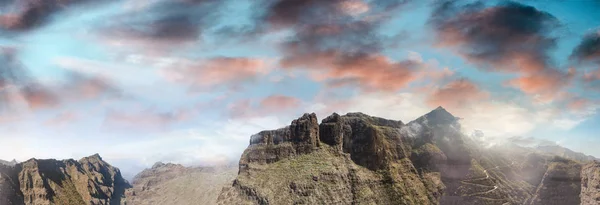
124, 162, 236, 205
0, 154, 131, 205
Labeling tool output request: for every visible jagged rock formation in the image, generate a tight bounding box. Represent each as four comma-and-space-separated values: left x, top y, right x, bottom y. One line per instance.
217, 107, 593, 205
581, 161, 600, 205
0, 154, 130, 205
124, 162, 236, 205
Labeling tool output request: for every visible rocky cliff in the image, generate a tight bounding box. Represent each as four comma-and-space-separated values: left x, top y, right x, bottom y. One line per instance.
217, 110, 453, 204
0, 154, 130, 205
124, 162, 236, 205
217, 108, 592, 205
581, 161, 600, 205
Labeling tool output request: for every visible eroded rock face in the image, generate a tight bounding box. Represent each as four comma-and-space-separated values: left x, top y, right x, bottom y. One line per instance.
219, 111, 445, 205
0, 164, 24, 205
0, 154, 130, 205
581, 161, 600, 205
240, 113, 320, 171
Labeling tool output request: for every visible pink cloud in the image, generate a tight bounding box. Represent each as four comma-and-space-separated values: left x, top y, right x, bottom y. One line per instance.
259, 95, 301, 111
162, 57, 270, 90
426, 79, 489, 110
281, 51, 419, 92
228, 95, 303, 119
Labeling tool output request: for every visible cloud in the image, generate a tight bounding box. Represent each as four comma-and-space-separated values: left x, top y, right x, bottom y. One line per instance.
228, 95, 303, 119
571, 30, 600, 88
95, 0, 223, 53
221, 0, 418, 92
429, 1, 571, 100
0, 0, 113, 32
103, 107, 192, 132
584, 68, 600, 82
0, 48, 58, 111
281, 51, 421, 91
426, 79, 489, 110
259, 95, 301, 111
45, 111, 78, 127
570, 30, 600, 64
1, 51, 124, 114
161, 57, 271, 91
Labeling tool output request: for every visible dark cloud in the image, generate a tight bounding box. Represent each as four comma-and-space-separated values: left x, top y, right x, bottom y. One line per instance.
429, 1, 572, 100
570, 30, 600, 89
0, 0, 112, 32
430, 0, 559, 72
570, 30, 600, 64
96, 0, 223, 51
245, 0, 419, 92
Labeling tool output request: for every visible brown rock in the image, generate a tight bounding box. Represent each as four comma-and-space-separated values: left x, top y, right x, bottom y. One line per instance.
581, 161, 600, 205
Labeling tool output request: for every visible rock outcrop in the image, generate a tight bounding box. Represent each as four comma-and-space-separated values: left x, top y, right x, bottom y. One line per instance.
0, 154, 130, 205
581, 161, 600, 205
125, 162, 236, 205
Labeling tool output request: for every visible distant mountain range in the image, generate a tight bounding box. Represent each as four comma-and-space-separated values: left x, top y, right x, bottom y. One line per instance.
0, 107, 599, 205
0, 159, 17, 166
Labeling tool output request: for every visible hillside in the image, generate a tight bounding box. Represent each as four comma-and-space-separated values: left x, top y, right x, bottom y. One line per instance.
124, 162, 236, 205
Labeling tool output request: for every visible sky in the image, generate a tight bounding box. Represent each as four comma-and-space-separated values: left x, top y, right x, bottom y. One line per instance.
0, 0, 599, 179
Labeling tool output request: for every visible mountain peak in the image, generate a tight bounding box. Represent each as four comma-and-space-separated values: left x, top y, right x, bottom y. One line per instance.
89, 153, 103, 160
413, 106, 458, 126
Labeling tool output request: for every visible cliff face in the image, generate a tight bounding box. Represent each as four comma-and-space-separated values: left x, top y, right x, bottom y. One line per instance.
581, 161, 600, 205
0, 154, 130, 205
218, 111, 448, 205
527, 157, 582, 205
125, 162, 236, 205
217, 108, 591, 205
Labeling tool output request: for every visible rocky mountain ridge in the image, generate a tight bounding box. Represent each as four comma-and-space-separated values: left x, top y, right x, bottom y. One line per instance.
0, 107, 599, 205
217, 107, 600, 205
0, 154, 130, 205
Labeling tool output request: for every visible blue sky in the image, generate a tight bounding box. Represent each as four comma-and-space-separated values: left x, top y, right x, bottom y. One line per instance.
1, 0, 599, 179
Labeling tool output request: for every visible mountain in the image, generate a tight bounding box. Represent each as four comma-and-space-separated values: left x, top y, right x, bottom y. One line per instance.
535, 145, 598, 163
1, 107, 599, 205
124, 162, 236, 205
218, 112, 444, 204
216, 107, 598, 205
0, 159, 18, 166
0, 154, 130, 205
